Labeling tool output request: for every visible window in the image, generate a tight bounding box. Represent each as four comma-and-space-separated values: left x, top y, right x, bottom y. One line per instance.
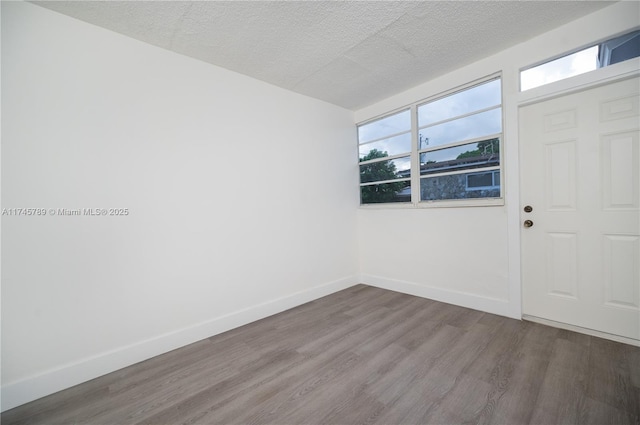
358, 76, 503, 206
466, 170, 500, 191
521, 30, 640, 91
417, 78, 501, 202
358, 109, 412, 204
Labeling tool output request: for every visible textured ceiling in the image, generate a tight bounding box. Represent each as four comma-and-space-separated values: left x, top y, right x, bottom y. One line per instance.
32, 1, 615, 110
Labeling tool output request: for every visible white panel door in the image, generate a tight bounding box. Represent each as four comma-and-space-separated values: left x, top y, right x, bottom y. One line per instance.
520, 77, 640, 341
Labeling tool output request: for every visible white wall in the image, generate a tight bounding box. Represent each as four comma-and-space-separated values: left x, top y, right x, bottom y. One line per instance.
1, 2, 358, 410
356, 1, 639, 319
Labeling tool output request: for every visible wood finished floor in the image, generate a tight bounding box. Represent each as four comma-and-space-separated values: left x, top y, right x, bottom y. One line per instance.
3, 285, 639, 425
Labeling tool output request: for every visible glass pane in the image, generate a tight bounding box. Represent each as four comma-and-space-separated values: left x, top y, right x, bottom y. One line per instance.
467, 172, 493, 188
521, 46, 598, 91
359, 132, 411, 160
360, 155, 411, 183
361, 181, 411, 204
420, 138, 500, 176
602, 31, 640, 66
420, 171, 500, 201
418, 108, 501, 149
358, 109, 411, 144
418, 79, 501, 126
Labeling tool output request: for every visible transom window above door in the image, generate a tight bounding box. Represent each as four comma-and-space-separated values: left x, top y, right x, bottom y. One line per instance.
520, 30, 640, 91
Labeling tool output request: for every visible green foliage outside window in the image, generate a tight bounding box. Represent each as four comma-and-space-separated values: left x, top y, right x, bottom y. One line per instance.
456, 138, 499, 160
359, 149, 406, 203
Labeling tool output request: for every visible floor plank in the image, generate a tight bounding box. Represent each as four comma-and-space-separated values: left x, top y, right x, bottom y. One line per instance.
528, 338, 590, 425
3, 285, 639, 425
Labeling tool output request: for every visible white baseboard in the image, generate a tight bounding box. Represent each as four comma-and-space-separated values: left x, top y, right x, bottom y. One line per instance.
523, 315, 640, 347
1, 276, 359, 412
360, 274, 519, 319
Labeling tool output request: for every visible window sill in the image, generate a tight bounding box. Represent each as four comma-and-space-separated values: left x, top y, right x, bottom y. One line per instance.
359, 197, 504, 209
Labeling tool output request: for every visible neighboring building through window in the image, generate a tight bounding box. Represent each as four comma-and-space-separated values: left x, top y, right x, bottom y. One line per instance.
358, 77, 503, 205
417, 78, 502, 202
466, 170, 500, 191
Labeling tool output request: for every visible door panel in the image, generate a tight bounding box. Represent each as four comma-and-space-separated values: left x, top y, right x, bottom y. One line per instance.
603, 234, 639, 309
545, 140, 577, 210
520, 77, 640, 341
602, 131, 639, 209
545, 232, 578, 299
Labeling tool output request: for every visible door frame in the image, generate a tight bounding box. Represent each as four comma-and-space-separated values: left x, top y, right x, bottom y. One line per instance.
509, 59, 640, 341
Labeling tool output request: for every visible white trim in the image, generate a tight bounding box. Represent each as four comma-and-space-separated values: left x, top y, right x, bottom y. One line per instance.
523, 315, 640, 347
410, 105, 420, 204
417, 197, 504, 208
358, 201, 414, 210
358, 196, 504, 209
0, 276, 359, 412
360, 274, 519, 319
503, 64, 523, 325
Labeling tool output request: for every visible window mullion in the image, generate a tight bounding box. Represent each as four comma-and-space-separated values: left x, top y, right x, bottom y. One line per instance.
417, 133, 503, 154
359, 152, 411, 165
360, 177, 411, 187
420, 165, 501, 179
410, 104, 420, 204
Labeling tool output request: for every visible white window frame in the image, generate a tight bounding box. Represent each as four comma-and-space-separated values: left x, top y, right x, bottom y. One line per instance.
358, 73, 504, 208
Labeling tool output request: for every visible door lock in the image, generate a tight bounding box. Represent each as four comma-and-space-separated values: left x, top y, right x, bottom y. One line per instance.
524, 205, 533, 213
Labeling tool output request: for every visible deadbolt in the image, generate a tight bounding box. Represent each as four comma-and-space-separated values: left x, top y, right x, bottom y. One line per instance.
524, 205, 533, 213
523, 220, 534, 228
